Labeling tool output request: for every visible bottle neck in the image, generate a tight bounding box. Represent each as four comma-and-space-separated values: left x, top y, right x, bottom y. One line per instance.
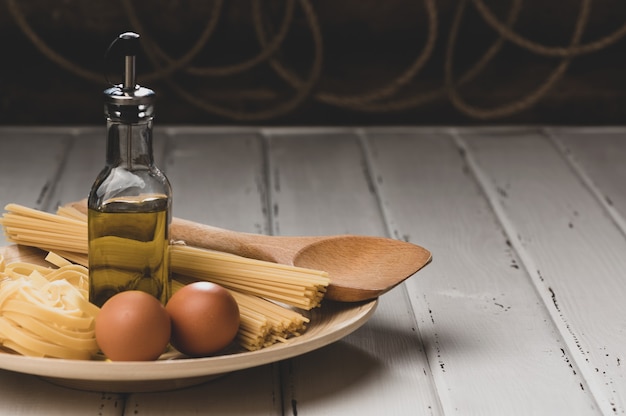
106, 118, 154, 170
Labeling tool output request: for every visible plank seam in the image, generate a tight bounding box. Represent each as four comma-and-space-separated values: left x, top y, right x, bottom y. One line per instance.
357, 127, 447, 416
545, 127, 626, 241
355, 128, 396, 240
257, 130, 274, 237
450, 129, 611, 416
40, 133, 75, 213
258, 130, 277, 237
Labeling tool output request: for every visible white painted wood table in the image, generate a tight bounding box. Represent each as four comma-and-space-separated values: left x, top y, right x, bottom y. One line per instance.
0, 126, 625, 415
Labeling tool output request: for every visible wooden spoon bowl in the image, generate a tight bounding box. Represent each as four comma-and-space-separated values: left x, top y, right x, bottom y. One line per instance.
292, 235, 431, 301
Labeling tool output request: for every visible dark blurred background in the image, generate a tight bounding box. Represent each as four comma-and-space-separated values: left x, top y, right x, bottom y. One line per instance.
1, 0, 625, 126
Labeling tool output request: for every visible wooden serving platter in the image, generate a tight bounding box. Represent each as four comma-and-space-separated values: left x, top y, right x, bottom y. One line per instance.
0, 245, 377, 392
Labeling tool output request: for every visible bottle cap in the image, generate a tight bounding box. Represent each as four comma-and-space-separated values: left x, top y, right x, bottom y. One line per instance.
103, 32, 155, 123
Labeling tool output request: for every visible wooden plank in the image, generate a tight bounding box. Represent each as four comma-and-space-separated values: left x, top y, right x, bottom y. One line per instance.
124, 128, 280, 415
0, 371, 122, 416
124, 365, 280, 415
7, 125, 624, 415
363, 127, 600, 415
456, 127, 626, 415
265, 128, 386, 236
548, 127, 626, 227
549, 127, 626, 414
161, 128, 267, 233
0, 127, 73, 245
263, 129, 442, 415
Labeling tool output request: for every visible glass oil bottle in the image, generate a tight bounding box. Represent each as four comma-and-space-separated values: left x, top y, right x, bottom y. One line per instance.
88, 32, 172, 307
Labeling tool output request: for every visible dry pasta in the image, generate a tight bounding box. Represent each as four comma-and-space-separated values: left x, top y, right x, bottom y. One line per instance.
1, 204, 88, 254
0, 204, 329, 309
0, 254, 99, 360
1, 203, 330, 352
170, 244, 327, 310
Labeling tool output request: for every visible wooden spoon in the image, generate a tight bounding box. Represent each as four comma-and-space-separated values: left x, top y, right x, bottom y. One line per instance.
170, 219, 431, 302
69, 200, 431, 302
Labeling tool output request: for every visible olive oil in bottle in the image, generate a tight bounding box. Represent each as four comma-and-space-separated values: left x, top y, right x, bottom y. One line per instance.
88, 197, 170, 307
88, 32, 172, 307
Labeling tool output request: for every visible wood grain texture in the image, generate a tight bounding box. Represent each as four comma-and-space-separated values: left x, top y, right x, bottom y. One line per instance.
265, 129, 388, 236
549, 127, 626, 229
0, 370, 123, 416
1, 126, 626, 415
264, 129, 442, 415
549, 127, 626, 414
162, 128, 267, 234
126, 366, 281, 415
0, 128, 72, 245
457, 127, 626, 415
364, 127, 600, 415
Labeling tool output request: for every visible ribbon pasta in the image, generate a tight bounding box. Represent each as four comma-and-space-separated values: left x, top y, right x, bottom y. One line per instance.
0, 254, 99, 360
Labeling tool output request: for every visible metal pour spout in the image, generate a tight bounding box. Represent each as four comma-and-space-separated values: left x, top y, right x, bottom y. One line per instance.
119, 32, 140, 91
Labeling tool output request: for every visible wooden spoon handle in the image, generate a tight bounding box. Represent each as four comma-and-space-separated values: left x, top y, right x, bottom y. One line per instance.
68, 199, 305, 264
170, 218, 281, 263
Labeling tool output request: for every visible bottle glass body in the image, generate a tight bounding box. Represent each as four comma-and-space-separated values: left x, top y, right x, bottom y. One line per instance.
88, 118, 172, 307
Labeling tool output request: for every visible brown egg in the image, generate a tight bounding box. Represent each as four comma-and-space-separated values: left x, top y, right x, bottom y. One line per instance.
95, 291, 171, 361
166, 282, 240, 357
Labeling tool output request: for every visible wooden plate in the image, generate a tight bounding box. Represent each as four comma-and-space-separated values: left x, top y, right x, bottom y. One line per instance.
0, 245, 377, 393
